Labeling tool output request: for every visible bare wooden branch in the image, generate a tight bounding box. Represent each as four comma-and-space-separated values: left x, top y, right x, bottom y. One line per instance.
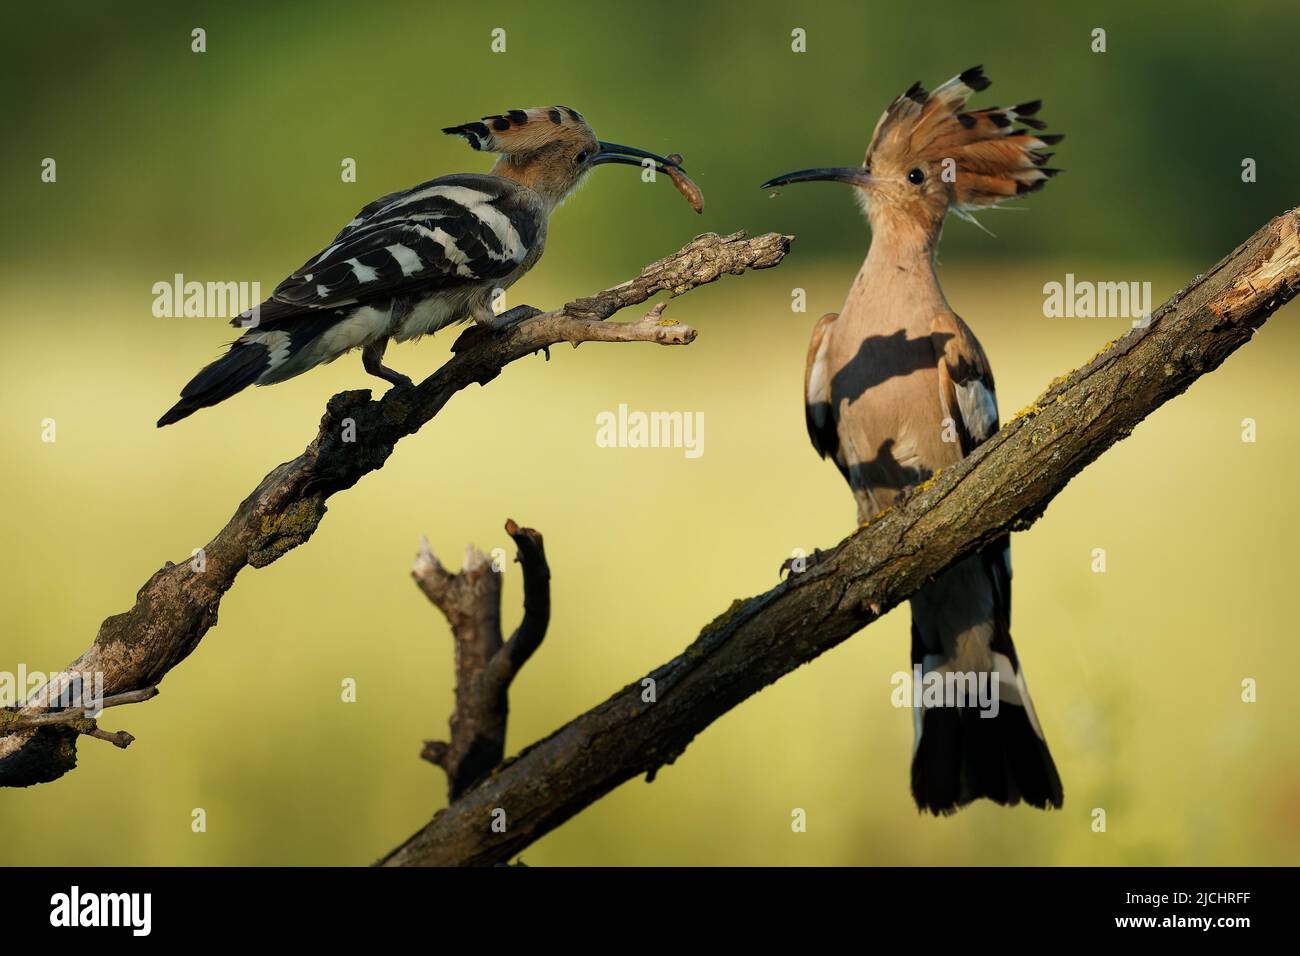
376, 208, 1300, 866
483, 520, 550, 697
414, 520, 552, 800
0, 231, 787, 788
0, 687, 159, 730
0, 688, 158, 755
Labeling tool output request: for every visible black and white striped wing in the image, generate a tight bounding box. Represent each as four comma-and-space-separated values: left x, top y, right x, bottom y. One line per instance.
932, 313, 999, 458
237, 174, 542, 325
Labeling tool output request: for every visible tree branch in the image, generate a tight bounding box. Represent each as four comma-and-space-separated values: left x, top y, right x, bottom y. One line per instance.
415, 520, 551, 800
0, 231, 790, 788
483, 520, 551, 699
0, 687, 159, 751
376, 208, 1300, 866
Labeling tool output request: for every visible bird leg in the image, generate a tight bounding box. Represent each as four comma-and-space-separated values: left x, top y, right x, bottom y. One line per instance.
362, 337, 414, 389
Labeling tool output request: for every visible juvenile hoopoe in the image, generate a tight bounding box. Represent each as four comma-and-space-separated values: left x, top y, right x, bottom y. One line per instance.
763, 66, 1065, 814
158, 107, 696, 426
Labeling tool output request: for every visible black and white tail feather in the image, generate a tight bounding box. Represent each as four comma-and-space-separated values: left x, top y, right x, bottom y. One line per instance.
909, 538, 1064, 815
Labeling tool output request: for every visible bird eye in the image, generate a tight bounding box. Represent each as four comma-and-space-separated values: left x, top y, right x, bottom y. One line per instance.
907, 167, 925, 185
575, 150, 589, 164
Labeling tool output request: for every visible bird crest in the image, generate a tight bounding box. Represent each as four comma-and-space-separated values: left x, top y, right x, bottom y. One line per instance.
443, 107, 596, 155
865, 66, 1063, 210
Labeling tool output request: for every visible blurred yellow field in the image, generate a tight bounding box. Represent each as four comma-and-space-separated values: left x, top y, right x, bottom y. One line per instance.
4, 257, 1298, 864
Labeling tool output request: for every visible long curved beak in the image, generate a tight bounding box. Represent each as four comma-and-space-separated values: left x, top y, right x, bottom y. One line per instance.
592, 141, 684, 174
760, 166, 876, 189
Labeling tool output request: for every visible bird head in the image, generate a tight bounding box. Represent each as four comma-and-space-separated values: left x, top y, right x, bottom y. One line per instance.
761, 66, 1062, 243
444, 106, 689, 211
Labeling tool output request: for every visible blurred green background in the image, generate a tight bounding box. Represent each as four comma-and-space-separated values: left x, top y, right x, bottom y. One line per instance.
3, 0, 1298, 865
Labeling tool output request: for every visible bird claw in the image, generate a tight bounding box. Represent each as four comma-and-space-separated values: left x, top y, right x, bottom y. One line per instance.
362, 339, 414, 390
491, 304, 545, 330
779, 548, 827, 578
368, 367, 413, 390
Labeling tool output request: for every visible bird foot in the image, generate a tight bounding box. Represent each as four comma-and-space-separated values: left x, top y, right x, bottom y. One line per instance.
779, 547, 828, 579
490, 304, 545, 330
362, 338, 414, 389
367, 366, 414, 390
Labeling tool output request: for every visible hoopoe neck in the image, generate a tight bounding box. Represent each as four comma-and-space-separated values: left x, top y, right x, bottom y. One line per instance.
866, 204, 943, 268
491, 155, 564, 213
844, 213, 949, 325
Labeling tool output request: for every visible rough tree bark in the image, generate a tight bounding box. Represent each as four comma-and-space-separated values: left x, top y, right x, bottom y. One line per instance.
375, 208, 1299, 866
0, 231, 790, 787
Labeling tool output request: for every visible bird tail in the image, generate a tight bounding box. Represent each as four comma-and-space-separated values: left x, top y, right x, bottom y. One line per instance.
908, 549, 1063, 815
156, 339, 270, 427
910, 684, 1063, 815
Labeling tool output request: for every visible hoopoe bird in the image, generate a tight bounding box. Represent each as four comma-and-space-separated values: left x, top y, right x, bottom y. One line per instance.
158, 107, 695, 426
763, 66, 1065, 814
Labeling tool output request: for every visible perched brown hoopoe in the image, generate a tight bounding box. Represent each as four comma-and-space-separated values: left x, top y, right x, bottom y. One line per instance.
763, 66, 1065, 814
158, 107, 697, 426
